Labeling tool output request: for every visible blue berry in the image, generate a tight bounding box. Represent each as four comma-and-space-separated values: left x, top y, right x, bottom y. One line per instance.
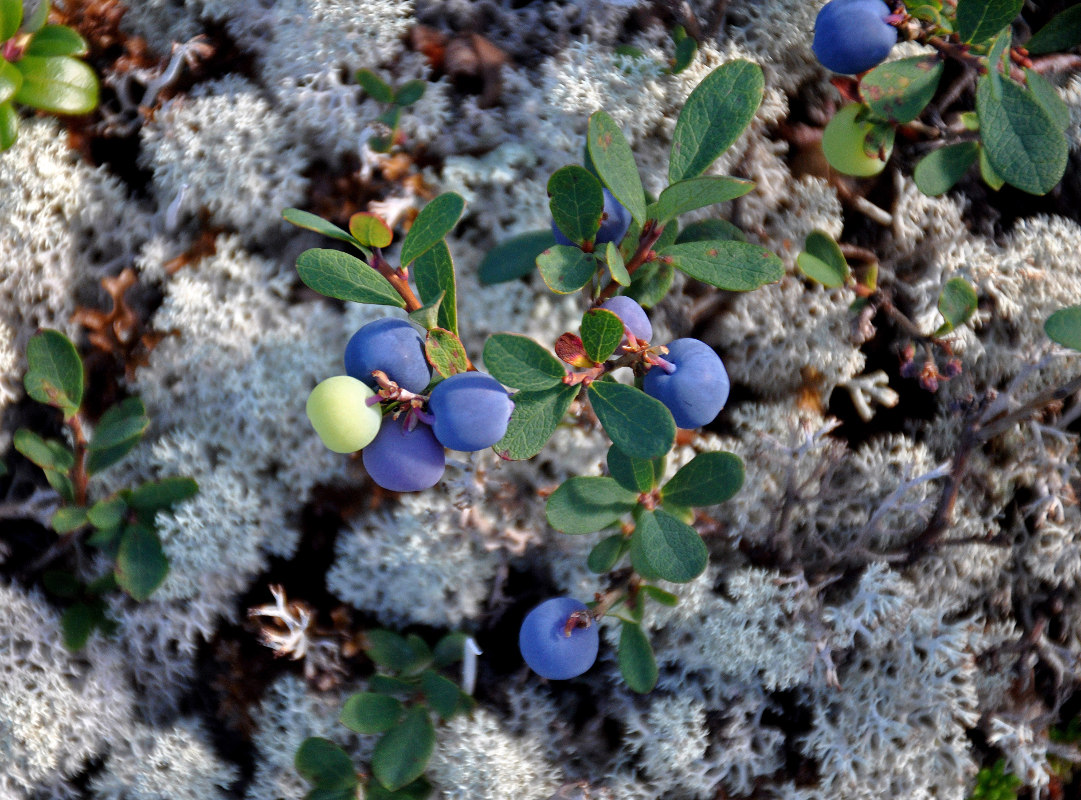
428, 372, 514, 452
552, 188, 633, 248
518, 597, 599, 680
642, 338, 730, 429
362, 415, 445, 492
600, 295, 652, 343
345, 318, 431, 394
812, 0, 897, 75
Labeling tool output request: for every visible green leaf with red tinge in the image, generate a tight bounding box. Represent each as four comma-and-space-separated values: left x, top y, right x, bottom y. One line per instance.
860, 55, 943, 124
24, 329, 83, 417
348, 212, 392, 248
424, 328, 471, 378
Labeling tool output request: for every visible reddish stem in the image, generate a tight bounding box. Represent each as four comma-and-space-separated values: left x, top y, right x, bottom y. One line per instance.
597, 222, 665, 302
371, 250, 423, 311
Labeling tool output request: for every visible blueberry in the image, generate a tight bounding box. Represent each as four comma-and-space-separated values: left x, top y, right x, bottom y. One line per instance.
642, 338, 730, 429
345, 318, 431, 394
427, 372, 514, 452
306, 376, 383, 453
812, 0, 897, 75
518, 597, 599, 680
362, 415, 446, 492
552, 188, 633, 248
600, 295, 652, 343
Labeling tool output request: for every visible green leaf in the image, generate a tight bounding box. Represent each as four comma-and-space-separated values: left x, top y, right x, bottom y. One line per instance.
0, 59, 23, 106
935, 277, 979, 336
1046, 306, 1081, 351
913, 141, 980, 196
660, 240, 784, 292
0, 100, 18, 150
407, 295, 443, 331
641, 585, 679, 606
478, 229, 555, 285
669, 60, 764, 183
432, 632, 468, 668
339, 692, 403, 734
14, 428, 73, 471
89, 397, 148, 451
822, 103, 893, 177
604, 240, 630, 286
412, 241, 457, 335
420, 670, 461, 719
1026, 4, 1081, 54
482, 334, 565, 391
365, 630, 418, 672
629, 508, 708, 583
13, 56, 98, 114
587, 110, 647, 225
956, 0, 1023, 44
22, 0, 48, 33
536, 245, 596, 294
44, 468, 74, 503
282, 209, 364, 249
675, 218, 745, 244
976, 73, 1068, 195
624, 261, 674, 308
494, 382, 579, 460
424, 328, 470, 378
295, 738, 358, 790
348, 212, 393, 248
25, 25, 89, 57
43, 570, 81, 598
86, 439, 141, 475
545, 476, 638, 534
548, 165, 604, 245
587, 534, 628, 573
370, 675, 415, 697
797, 230, 850, 288
399, 193, 464, 267
859, 55, 944, 123
580, 308, 625, 363
51, 505, 86, 533
296, 249, 404, 307
588, 381, 675, 460
87, 496, 126, 530
366, 778, 433, 800
648, 177, 755, 224
1025, 68, 1069, 132
978, 145, 1005, 190
618, 622, 658, 693
0, 0, 22, 41
25, 329, 83, 416
607, 445, 657, 493
115, 524, 169, 601
372, 707, 436, 792
671, 34, 698, 75
61, 602, 98, 651
129, 477, 198, 516
355, 68, 394, 103
394, 79, 426, 107
661, 451, 744, 507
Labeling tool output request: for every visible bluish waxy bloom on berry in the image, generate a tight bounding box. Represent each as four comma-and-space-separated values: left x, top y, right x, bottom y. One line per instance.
643, 338, 730, 429
519, 597, 599, 680
428, 371, 514, 452
362, 415, 446, 492
345, 318, 431, 394
812, 0, 898, 75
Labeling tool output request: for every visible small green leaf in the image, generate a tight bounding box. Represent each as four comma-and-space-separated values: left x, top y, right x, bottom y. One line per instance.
86, 397, 149, 474
87, 496, 126, 530
587, 534, 628, 573
394, 79, 426, 107
669, 60, 764, 183
282, 209, 364, 249
13, 56, 98, 114
605, 240, 630, 286
641, 585, 679, 606
660, 240, 784, 292
14, 428, 73, 471
1045, 306, 1081, 351
22, 0, 49, 33
671, 34, 697, 75
797, 230, 850, 288
424, 328, 470, 378
935, 277, 979, 336
115, 524, 169, 601
355, 68, 394, 103
536, 245, 596, 294
624, 261, 674, 308
580, 308, 625, 363
25, 25, 89, 57
587, 110, 647, 224
1025, 69, 1069, 133
913, 141, 980, 196
407, 294, 444, 331
0, 0, 22, 42
859, 56, 944, 123
482, 334, 565, 391
348, 212, 393, 248
420, 670, 461, 719
618, 622, 658, 693
0, 59, 23, 106
661, 451, 744, 507
1026, 4, 1081, 54
366, 778, 433, 800
588, 381, 675, 460
0, 100, 18, 150
44, 468, 74, 503
629, 508, 708, 583
675, 218, 745, 244
412, 241, 457, 335
129, 477, 198, 516
399, 193, 465, 267
478, 230, 555, 285
25, 329, 83, 416
365, 630, 417, 672
546, 476, 638, 534
405, 634, 433, 670
978, 145, 1005, 190
61, 602, 98, 651
607, 445, 657, 493
370, 675, 415, 697
296, 249, 405, 307
956, 0, 1023, 44
494, 383, 579, 460
432, 632, 468, 668
51, 506, 87, 533
976, 73, 1068, 195
548, 164, 604, 246
339, 692, 403, 734
372, 707, 436, 791
295, 738, 358, 790
648, 177, 755, 224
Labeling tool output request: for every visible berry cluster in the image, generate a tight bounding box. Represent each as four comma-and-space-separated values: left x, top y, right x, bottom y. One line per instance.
306, 318, 514, 492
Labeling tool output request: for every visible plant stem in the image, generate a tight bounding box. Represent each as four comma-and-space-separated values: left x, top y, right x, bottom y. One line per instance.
371, 250, 423, 311
597, 222, 664, 302
67, 413, 89, 508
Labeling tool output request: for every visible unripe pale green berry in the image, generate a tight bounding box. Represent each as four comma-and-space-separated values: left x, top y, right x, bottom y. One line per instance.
306, 376, 382, 453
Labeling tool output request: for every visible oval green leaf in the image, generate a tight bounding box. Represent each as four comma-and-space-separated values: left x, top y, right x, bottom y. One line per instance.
587, 110, 647, 224
676, 218, 745, 244
0, 100, 18, 151
52, 505, 87, 533
372, 707, 436, 792
588, 533, 628, 573
956, 0, 1023, 44
546, 476, 638, 534
87, 496, 127, 530
0, 60, 23, 106
630, 508, 708, 584
935, 277, 978, 336
1026, 4, 1081, 54
607, 445, 656, 493
625, 261, 674, 308
399, 193, 464, 267
282, 209, 362, 248
24, 329, 83, 416
548, 164, 604, 245
649, 176, 755, 225
605, 240, 630, 286
129, 477, 198, 515
1046, 306, 1081, 351
0, 0, 22, 41
1025, 68, 1069, 133
296, 249, 405, 307
413, 240, 457, 334
822, 103, 892, 177
25, 25, 89, 57
420, 670, 461, 720
394, 79, 426, 107
295, 737, 358, 790
424, 327, 470, 378
536, 245, 596, 294
89, 397, 149, 452
13, 56, 98, 114
14, 428, 74, 471
797, 230, 850, 288
914, 141, 980, 197
860, 56, 943, 124
494, 382, 579, 460
115, 524, 169, 602
339, 692, 403, 734
355, 68, 394, 102
348, 212, 393, 248
587, 381, 675, 460
618, 622, 658, 693
661, 451, 745, 507
660, 240, 783, 292
478, 229, 555, 285
483, 334, 565, 391
580, 308, 625, 363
